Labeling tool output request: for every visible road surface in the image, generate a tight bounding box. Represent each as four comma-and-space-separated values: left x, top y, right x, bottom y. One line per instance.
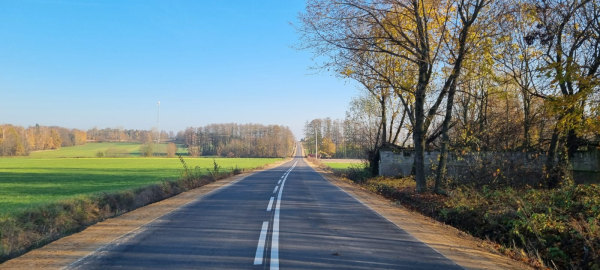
66, 146, 462, 269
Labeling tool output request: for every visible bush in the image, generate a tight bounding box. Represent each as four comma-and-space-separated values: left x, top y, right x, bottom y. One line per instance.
333, 163, 372, 184
231, 165, 243, 175
166, 143, 177, 158
206, 159, 222, 181
139, 143, 154, 157
104, 148, 129, 158
188, 146, 200, 157
95, 151, 104, 158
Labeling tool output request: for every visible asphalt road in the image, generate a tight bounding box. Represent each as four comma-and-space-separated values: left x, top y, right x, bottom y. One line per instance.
66, 146, 462, 270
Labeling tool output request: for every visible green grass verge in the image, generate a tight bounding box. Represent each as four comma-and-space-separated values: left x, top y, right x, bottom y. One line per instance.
323, 163, 355, 170
0, 157, 281, 215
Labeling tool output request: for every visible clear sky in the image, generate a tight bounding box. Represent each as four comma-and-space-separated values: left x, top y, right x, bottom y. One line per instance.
0, 0, 357, 139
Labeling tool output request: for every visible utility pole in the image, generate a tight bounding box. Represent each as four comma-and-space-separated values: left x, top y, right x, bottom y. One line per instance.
157, 101, 160, 143
315, 128, 318, 160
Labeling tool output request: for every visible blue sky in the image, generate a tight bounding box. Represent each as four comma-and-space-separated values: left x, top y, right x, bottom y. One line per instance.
0, 0, 357, 139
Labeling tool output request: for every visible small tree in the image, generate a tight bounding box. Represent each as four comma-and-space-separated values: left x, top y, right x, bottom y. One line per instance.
167, 142, 177, 158
139, 143, 154, 157
321, 137, 336, 158
188, 145, 200, 157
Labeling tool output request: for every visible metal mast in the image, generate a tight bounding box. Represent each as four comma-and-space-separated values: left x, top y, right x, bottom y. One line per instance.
157, 101, 160, 143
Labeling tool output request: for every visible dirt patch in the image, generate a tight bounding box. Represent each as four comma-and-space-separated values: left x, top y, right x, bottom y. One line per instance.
306, 161, 532, 270
0, 159, 289, 270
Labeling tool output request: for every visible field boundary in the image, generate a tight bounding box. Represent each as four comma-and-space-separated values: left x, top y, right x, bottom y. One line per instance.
304, 158, 532, 270
0, 158, 290, 269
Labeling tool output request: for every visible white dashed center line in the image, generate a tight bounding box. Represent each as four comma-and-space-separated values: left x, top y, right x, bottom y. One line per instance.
266, 197, 275, 211
270, 161, 297, 270
253, 221, 270, 265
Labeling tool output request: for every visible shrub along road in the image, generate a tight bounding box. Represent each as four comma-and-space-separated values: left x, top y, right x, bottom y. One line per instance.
3, 146, 513, 269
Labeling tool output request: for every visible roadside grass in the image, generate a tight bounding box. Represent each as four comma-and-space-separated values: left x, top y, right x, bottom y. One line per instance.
323, 162, 355, 170
0, 157, 281, 215
0, 156, 283, 263
26, 142, 188, 158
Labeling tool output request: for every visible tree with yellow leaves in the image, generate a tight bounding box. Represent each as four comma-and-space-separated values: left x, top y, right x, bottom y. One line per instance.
321, 137, 337, 158
298, 0, 498, 192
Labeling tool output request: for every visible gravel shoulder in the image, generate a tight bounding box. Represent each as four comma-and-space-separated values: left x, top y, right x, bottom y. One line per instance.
306, 160, 533, 270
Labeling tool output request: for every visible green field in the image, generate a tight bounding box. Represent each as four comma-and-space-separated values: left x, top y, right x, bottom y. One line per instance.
27, 142, 188, 158
0, 157, 281, 215
324, 163, 357, 170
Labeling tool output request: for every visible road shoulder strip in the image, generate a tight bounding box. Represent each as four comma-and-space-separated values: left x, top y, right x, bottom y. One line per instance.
305, 160, 532, 270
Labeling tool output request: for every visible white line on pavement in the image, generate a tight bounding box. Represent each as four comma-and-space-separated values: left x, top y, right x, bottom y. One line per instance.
273, 186, 279, 193
254, 221, 270, 265
277, 180, 281, 184
270, 161, 297, 270
266, 197, 275, 211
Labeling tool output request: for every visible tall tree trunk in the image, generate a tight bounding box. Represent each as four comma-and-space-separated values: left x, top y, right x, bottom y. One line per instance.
435, 86, 457, 192
401, 129, 412, 148
545, 125, 560, 186
392, 110, 407, 145
567, 127, 578, 158
371, 120, 383, 175
414, 89, 427, 193
381, 97, 387, 147
433, 7, 472, 191
522, 93, 531, 149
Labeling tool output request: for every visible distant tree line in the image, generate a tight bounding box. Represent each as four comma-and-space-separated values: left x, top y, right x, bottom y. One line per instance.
0, 124, 87, 156
304, 116, 370, 159
175, 123, 295, 158
87, 126, 168, 143
305, 89, 413, 159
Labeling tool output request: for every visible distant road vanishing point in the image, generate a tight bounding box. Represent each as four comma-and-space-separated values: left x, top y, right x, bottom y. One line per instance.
65, 145, 462, 270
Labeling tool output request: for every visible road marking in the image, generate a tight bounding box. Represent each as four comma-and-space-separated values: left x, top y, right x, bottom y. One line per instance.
271, 161, 297, 270
277, 180, 281, 184
266, 197, 275, 211
254, 221, 270, 265
273, 186, 279, 193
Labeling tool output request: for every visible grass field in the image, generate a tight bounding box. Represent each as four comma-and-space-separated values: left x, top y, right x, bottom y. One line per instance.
323, 163, 357, 170
27, 142, 188, 158
0, 157, 281, 215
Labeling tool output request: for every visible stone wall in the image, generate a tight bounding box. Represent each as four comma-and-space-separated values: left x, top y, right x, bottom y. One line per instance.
378, 149, 600, 184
